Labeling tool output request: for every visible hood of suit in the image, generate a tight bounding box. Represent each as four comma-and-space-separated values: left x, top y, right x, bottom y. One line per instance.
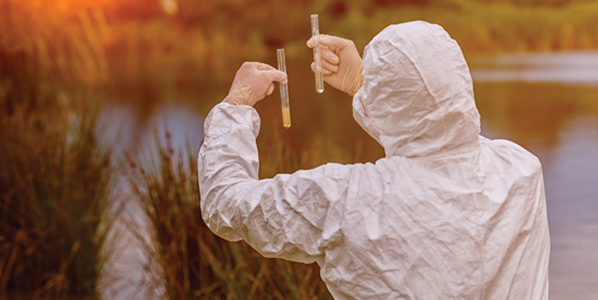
352, 21, 481, 158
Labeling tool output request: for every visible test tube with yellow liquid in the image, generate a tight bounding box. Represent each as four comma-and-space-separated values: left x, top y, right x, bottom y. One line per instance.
311, 14, 324, 94
277, 48, 291, 129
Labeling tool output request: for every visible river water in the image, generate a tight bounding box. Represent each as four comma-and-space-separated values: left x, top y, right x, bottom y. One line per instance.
94, 51, 598, 299
471, 52, 598, 300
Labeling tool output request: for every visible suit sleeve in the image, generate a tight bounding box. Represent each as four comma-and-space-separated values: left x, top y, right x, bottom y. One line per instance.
198, 103, 350, 264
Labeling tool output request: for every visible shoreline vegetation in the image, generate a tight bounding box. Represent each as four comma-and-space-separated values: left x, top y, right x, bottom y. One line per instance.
125, 133, 339, 299
107, 0, 598, 83
1, 0, 118, 298
1, 0, 597, 298
3, 0, 598, 86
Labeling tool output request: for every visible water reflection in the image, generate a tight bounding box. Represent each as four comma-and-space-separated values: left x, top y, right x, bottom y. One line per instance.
97, 101, 204, 300
99, 100, 204, 156
97, 52, 597, 299
471, 52, 598, 300
475, 82, 597, 154
471, 51, 598, 86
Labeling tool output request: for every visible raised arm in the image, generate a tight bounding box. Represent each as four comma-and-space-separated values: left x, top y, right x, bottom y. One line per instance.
198, 62, 354, 264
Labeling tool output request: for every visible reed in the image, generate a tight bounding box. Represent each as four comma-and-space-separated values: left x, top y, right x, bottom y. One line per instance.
0, 1, 119, 297
127, 131, 342, 299
0, 96, 117, 297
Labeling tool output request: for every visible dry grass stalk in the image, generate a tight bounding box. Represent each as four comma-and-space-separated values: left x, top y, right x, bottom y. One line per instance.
128, 131, 341, 299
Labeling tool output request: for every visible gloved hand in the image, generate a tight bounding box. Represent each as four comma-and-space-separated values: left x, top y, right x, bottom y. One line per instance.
222, 62, 288, 106
307, 35, 363, 96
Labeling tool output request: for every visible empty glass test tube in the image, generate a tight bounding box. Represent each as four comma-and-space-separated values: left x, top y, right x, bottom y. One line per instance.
277, 48, 291, 129
311, 14, 324, 94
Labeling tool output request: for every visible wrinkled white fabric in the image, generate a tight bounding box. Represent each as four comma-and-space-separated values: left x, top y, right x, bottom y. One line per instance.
198, 21, 550, 300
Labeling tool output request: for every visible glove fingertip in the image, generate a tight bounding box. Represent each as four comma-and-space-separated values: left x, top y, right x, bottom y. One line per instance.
271, 70, 288, 84
267, 83, 274, 95
330, 55, 340, 64
280, 71, 288, 83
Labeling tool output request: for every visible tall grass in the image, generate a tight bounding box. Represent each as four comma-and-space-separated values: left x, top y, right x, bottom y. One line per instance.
0, 0, 119, 297
0, 96, 117, 297
128, 132, 343, 299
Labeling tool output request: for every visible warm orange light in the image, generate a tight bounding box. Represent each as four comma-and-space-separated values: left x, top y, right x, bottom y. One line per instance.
160, 0, 178, 15
20, 0, 117, 17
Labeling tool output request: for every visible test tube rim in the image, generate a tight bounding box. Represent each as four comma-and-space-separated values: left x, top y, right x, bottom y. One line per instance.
276, 48, 286, 73
311, 14, 324, 93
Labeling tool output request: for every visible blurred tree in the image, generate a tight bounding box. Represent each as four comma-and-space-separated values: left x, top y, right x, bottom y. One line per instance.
0, 0, 110, 113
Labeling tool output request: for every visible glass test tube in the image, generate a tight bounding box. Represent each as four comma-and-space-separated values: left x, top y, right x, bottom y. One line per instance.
311, 14, 324, 94
277, 48, 291, 129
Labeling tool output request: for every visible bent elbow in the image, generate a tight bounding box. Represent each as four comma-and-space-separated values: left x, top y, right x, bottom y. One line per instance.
200, 182, 248, 242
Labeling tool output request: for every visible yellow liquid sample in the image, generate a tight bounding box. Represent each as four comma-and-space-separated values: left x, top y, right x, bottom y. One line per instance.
316, 71, 324, 94
281, 106, 291, 129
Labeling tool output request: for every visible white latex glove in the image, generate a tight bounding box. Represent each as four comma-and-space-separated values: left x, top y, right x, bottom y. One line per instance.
307, 35, 363, 96
222, 62, 288, 106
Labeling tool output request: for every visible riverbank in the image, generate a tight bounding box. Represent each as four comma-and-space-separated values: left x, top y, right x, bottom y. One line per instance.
2, 0, 598, 298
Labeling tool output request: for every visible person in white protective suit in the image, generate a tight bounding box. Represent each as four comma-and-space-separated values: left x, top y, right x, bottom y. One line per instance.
198, 21, 550, 299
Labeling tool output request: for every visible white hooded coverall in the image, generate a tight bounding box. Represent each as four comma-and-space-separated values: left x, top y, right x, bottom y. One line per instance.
198, 21, 550, 299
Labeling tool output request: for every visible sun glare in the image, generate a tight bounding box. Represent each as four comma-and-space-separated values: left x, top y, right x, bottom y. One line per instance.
160, 0, 178, 15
